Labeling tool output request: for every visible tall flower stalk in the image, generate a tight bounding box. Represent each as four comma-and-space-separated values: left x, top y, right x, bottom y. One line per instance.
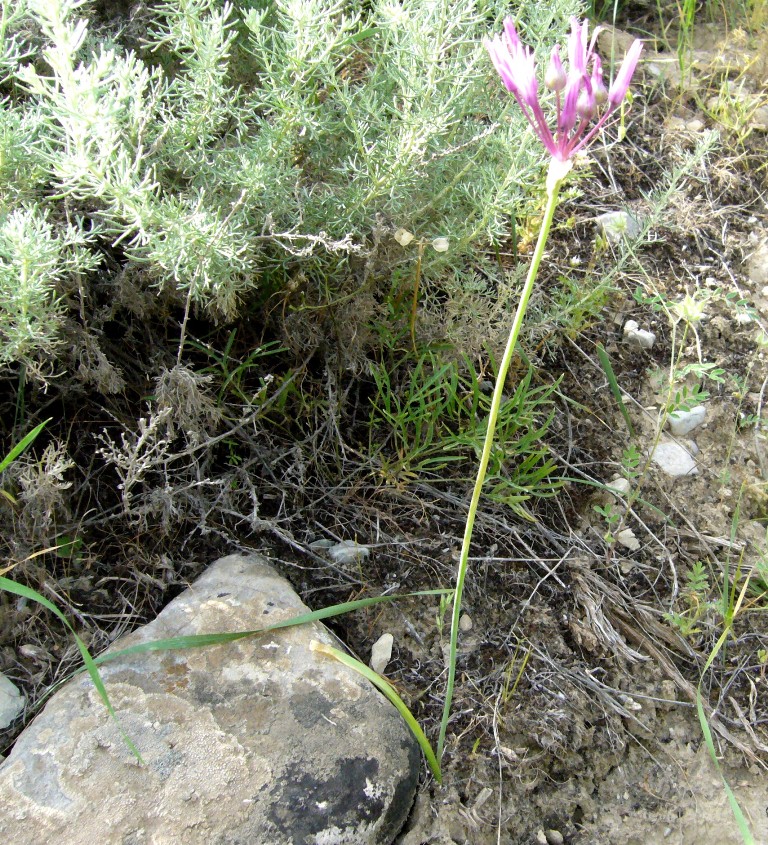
437, 17, 642, 762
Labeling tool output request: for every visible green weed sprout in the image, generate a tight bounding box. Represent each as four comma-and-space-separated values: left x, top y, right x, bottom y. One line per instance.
438, 17, 643, 760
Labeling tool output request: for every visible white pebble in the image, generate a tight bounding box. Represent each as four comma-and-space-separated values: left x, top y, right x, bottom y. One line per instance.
606, 476, 631, 497
667, 405, 706, 436
369, 633, 394, 674
651, 441, 698, 476
623, 319, 656, 349
616, 528, 640, 551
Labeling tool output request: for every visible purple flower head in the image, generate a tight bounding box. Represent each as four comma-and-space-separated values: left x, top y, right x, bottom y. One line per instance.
484, 17, 643, 163
485, 20, 539, 107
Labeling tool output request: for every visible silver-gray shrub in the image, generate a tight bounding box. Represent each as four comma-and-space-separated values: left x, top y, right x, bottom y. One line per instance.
1, 0, 581, 369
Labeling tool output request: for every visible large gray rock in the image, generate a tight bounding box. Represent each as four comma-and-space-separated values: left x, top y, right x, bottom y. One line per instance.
0, 554, 420, 844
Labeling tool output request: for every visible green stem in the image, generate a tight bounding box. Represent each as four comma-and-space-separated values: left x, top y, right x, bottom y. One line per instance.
436, 160, 569, 762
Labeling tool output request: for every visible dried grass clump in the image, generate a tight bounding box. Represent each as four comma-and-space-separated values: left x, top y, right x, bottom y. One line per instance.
154, 365, 222, 443
9, 440, 74, 547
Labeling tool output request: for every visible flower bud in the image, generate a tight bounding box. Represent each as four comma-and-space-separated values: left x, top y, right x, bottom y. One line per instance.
394, 227, 414, 246
545, 46, 566, 92
576, 87, 596, 120
591, 55, 607, 106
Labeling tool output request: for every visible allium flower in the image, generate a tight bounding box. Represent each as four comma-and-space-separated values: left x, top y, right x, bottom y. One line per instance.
485, 17, 643, 166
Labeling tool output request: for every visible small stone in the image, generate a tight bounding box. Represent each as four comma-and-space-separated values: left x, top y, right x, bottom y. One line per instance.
618, 693, 642, 712
536, 830, 548, 845
0, 673, 24, 730
606, 477, 631, 497
459, 613, 473, 633
546, 831, 565, 845
370, 632, 394, 674
746, 236, 768, 287
616, 528, 640, 551
651, 441, 698, 476
659, 680, 678, 708
623, 319, 656, 349
595, 210, 641, 243
667, 405, 706, 435
751, 105, 768, 132
327, 539, 370, 564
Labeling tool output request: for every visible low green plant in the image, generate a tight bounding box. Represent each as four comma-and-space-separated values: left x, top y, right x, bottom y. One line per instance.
664, 561, 713, 638
369, 349, 562, 516
550, 270, 615, 338
592, 501, 622, 544
704, 75, 768, 145
186, 329, 285, 408
499, 637, 531, 706
587, 0, 626, 23
674, 0, 698, 79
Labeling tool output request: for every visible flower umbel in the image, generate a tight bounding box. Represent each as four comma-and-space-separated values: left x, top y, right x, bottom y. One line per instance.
485, 17, 643, 164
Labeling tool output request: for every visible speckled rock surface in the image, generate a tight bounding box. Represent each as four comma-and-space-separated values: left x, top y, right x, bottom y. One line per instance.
0, 553, 420, 844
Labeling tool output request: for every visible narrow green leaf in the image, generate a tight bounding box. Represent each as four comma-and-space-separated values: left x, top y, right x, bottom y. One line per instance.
696, 689, 754, 845
694, 626, 755, 844
0, 418, 51, 474
596, 344, 635, 438
0, 576, 144, 763
90, 589, 451, 666
2, 576, 449, 768
311, 639, 442, 783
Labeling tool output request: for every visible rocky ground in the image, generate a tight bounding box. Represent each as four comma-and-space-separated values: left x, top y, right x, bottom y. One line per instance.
2, 9, 768, 845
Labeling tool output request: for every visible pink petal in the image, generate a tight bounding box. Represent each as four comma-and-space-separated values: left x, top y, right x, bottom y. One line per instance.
608, 39, 644, 108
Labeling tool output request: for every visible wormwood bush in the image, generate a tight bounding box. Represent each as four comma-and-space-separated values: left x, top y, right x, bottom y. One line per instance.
0, 0, 580, 371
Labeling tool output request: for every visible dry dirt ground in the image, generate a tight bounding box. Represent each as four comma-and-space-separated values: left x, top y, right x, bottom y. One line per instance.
2, 13, 768, 845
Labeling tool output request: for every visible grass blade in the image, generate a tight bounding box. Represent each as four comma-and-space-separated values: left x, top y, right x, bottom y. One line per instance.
0, 576, 144, 762
0, 418, 51, 474
695, 625, 756, 844
310, 639, 442, 783
696, 687, 755, 845
88, 589, 451, 665
596, 344, 635, 438
3, 576, 448, 766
